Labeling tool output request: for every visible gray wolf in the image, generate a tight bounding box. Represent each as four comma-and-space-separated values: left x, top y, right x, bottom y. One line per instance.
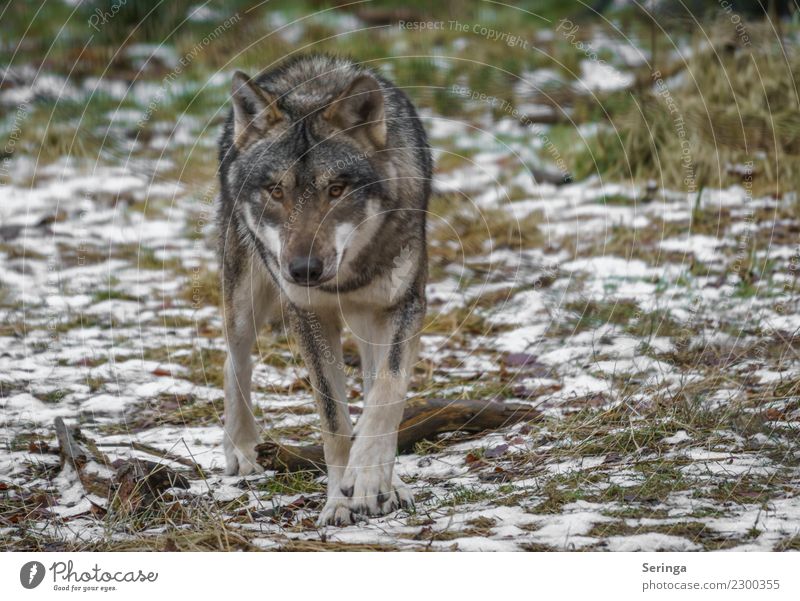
215, 54, 431, 525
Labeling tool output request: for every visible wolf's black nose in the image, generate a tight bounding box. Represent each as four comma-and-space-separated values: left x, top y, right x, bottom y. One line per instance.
289, 256, 324, 284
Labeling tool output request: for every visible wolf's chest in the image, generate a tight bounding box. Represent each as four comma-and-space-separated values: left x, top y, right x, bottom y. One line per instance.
280, 270, 397, 313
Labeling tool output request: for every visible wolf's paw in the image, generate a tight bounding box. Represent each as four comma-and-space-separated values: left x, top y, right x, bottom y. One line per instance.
339, 464, 395, 517
391, 474, 415, 511
224, 439, 263, 476
317, 470, 413, 526
316, 496, 366, 527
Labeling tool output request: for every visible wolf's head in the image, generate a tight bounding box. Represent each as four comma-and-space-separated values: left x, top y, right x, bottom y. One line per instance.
223, 64, 392, 288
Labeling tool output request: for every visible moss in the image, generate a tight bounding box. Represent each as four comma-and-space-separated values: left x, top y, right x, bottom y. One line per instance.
588, 520, 741, 550
550, 298, 641, 336
566, 24, 800, 195
440, 486, 493, 507
775, 536, 800, 551
180, 264, 221, 308
251, 471, 324, 497
177, 347, 226, 388
706, 476, 789, 506
531, 477, 590, 514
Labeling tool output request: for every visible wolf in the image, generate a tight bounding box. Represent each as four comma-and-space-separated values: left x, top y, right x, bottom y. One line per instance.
215, 55, 432, 526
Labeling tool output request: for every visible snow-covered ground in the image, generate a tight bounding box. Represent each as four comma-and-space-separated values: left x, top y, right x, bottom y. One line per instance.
1, 60, 799, 551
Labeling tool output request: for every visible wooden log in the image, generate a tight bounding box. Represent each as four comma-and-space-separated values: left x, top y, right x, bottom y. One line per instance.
256, 397, 539, 473
396, 397, 538, 452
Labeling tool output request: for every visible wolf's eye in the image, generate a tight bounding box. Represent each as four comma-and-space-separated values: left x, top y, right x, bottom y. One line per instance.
328, 183, 345, 199
266, 185, 284, 200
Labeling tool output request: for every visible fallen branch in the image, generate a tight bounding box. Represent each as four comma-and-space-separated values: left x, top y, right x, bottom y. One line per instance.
256, 397, 539, 473
95, 440, 206, 478
113, 458, 190, 514
53, 417, 112, 498
54, 416, 88, 469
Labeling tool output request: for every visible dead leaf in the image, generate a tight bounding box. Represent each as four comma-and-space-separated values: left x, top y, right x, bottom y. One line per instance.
485, 444, 509, 459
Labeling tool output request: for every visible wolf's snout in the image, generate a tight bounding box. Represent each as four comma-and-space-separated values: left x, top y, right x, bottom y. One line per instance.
288, 256, 324, 285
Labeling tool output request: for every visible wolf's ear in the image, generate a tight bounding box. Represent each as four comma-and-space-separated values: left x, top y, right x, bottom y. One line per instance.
323, 74, 386, 149
231, 71, 283, 148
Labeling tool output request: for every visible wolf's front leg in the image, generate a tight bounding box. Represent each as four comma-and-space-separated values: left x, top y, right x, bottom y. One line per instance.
335, 293, 424, 521
288, 307, 354, 524
222, 265, 273, 476
223, 339, 261, 475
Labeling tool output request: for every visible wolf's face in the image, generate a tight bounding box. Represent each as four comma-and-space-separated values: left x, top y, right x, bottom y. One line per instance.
226, 70, 389, 288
